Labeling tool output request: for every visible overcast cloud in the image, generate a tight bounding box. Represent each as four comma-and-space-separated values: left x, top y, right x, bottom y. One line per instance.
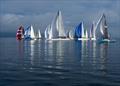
0, 0, 120, 37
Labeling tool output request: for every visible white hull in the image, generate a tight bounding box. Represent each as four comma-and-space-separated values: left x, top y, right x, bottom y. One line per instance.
90, 38, 96, 40
101, 39, 110, 42
78, 38, 89, 40
100, 39, 116, 43
46, 38, 70, 41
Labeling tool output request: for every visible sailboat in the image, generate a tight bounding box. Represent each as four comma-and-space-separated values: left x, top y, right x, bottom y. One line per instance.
90, 22, 96, 40
85, 29, 88, 39
37, 29, 41, 39
56, 10, 66, 38
99, 14, 110, 42
24, 25, 36, 40
45, 10, 68, 40
69, 29, 75, 39
45, 24, 52, 39
74, 22, 88, 40
16, 26, 24, 40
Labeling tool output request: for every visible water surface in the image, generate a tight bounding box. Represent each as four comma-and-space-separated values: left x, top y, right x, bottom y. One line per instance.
0, 38, 120, 86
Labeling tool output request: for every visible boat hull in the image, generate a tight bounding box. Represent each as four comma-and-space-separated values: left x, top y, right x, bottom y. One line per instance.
99, 39, 116, 43
78, 38, 89, 40
46, 38, 70, 41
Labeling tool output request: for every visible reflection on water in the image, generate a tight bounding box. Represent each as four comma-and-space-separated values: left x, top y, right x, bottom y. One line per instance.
18, 40, 109, 72
17, 40, 24, 58
81, 40, 89, 66
14, 39, 120, 86
30, 40, 36, 66
99, 43, 108, 76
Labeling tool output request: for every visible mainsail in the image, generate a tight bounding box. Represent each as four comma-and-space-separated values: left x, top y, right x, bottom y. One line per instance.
45, 25, 52, 39
69, 29, 75, 39
99, 14, 110, 39
24, 25, 36, 39
90, 22, 96, 40
47, 10, 66, 39
56, 11, 66, 37
85, 29, 88, 38
37, 29, 41, 38
74, 22, 85, 38
16, 26, 24, 40
24, 26, 31, 39
30, 25, 35, 39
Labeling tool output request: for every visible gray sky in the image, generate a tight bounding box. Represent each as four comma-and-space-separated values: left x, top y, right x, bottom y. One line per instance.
0, 0, 120, 37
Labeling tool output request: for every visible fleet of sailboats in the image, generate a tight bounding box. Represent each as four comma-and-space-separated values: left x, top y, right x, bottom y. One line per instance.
16, 11, 113, 42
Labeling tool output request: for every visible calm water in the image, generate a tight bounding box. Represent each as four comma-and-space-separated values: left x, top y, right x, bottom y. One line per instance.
0, 38, 120, 86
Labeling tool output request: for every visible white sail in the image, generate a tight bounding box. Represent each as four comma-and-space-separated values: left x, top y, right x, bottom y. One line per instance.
85, 29, 88, 38
92, 14, 104, 40
30, 25, 36, 39
93, 22, 96, 40
99, 14, 110, 40
90, 21, 96, 40
45, 25, 49, 39
51, 13, 58, 39
90, 26, 92, 38
48, 25, 53, 39
56, 11, 66, 37
24, 26, 31, 39
95, 14, 103, 31
45, 25, 52, 39
100, 20, 104, 35
81, 22, 85, 38
38, 29, 41, 38
48, 10, 66, 39
69, 29, 74, 39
